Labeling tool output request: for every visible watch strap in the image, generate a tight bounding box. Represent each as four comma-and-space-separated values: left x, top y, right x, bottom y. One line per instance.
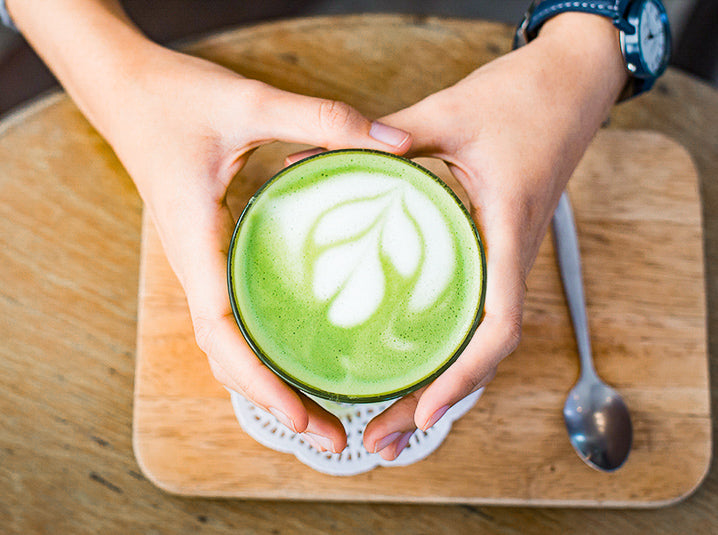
525, 0, 630, 40
0, 0, 17, 30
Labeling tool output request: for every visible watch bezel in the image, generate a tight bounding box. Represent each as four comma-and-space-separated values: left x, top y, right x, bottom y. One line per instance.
620, 0, 671, 79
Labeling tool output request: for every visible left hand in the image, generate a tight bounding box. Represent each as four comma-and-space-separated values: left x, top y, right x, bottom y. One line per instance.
357, 13, 628, 460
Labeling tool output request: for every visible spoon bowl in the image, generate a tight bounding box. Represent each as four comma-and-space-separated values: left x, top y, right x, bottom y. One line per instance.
563, 373, 632, 471
552, 192, 633, 471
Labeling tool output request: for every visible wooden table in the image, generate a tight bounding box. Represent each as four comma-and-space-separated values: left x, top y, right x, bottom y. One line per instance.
1, 14, 716, 534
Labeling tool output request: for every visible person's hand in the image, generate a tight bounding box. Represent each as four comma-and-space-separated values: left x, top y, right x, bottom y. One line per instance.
119, 48, 413, 453
358, 13, 628, 460
9, 0, 412, 454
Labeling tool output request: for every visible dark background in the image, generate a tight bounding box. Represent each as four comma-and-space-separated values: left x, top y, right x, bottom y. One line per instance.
0, 0, 716, 118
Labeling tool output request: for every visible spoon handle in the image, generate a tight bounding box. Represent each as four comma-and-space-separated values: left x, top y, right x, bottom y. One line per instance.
552, 192, 596, 378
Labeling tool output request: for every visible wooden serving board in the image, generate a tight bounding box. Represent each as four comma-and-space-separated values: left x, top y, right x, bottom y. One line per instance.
133, 129, 710, 506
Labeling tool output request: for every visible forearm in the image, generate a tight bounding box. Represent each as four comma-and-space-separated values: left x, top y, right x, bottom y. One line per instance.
6, 0, 158, 139
529, 12, 627, 180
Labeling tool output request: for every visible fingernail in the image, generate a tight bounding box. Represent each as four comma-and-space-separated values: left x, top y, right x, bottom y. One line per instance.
301, 433, 322, 450
422, 405, 450, 431
303, 432, 333, 452
394, 431, 414, 456
373, 431, 402, 453
269, 407, 296, 432
369, 121, 410, 147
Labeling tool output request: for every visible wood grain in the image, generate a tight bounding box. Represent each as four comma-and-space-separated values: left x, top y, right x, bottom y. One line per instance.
134, 129, 709, 505
2, 14, 718, 535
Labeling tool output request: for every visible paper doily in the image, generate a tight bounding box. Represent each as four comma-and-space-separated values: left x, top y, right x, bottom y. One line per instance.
229, 388, 483, 476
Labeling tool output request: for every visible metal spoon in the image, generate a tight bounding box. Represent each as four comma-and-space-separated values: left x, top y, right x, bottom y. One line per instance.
552, 192, 632, 471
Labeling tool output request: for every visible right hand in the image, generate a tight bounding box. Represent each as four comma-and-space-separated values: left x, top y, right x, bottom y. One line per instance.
9, 0, 411, 455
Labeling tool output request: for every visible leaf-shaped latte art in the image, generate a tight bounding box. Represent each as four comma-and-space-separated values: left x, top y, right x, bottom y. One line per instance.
270, 173, 396, 284
403, 188, 454, 311
381, 201, 420, 277
305, 178, 455, 328
314, 195, 391, 245
322, 231, 385, 328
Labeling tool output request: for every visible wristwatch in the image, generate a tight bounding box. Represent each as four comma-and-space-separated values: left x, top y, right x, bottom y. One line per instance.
514, 0, 671, 100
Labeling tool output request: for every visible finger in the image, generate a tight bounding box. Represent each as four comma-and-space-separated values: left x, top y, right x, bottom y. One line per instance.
363, 387, 425, 460
414, 229, 526, 431
254, 84, 412, 154
284, 147, 324, 166
377, 430, 415, 462
199, 313, 307, 433
300, 395, 347, 453
377, 98, 458, 158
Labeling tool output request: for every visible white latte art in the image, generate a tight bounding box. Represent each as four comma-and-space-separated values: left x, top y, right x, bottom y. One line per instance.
270, 173, 454, 327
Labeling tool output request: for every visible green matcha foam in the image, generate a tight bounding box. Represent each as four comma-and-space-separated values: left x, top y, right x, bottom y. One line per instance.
228, 150, 485, 402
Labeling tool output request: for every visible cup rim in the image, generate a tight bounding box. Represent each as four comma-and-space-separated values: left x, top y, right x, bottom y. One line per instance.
227, 148, 487, 403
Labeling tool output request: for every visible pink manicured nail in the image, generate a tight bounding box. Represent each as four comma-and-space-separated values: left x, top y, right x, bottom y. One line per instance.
303, 432, 333, 452
301, 433, 322, 450
369, 121, 410, 147
269, 407, 296, 432
394, 431, 414, 457
422, 405, 450, 431
373, 431, 402, 453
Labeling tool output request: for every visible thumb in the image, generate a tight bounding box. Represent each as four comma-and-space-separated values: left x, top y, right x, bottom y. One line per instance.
257, 85, 411, 153
376, 95, 455, 158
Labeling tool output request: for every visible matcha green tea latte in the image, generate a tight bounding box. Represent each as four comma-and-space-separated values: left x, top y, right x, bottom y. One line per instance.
228, 149, 486, 403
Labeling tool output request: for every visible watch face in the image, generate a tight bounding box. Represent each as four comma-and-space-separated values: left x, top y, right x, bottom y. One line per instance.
638, 0, 669, 75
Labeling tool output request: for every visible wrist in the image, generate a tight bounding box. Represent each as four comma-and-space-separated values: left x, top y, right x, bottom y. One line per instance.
482, 13, 631, 232
534, 12, 628, 104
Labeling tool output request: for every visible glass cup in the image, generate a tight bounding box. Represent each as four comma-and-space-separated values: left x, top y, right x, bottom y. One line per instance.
227, 149, 486, 406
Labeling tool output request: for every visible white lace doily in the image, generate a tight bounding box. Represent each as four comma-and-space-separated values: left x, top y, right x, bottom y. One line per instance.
229, 388, 483, 476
